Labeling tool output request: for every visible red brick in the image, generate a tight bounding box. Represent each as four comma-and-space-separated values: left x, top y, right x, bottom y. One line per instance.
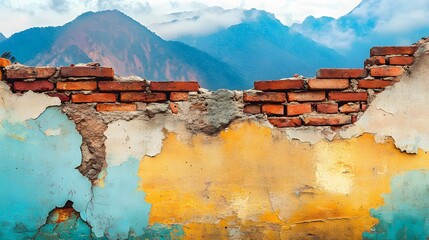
268, 117, 302, 128
287, 91, 325, 102
286, 103, 312, 116
358, 80, 393, 89
243, 92, 286, 103
120, 92, 167, 103
339, 103, 360, 113
254, 80, 304, 91
0, 58, 11, 68
361, 103, 368, 111
370, 66, 404, 77
71, 93, 116, 103
169, 103, 179, 114
243, 105, 261, 114
60, 66, 114, 78
317, 69, 367, 79
316, 103, 338, 113
6, 67, 56, 79
96, 103, 137, 112
308, 79, 349, 90
262, 104, 284, 115
14, 80, 54, 92
370, 46, 417, 56
364, 56, 386, 66
57, 81, 97, 91
150, 81, 199, 92
388, 56, 414, 65
99, 81, 146, 91
328, 92, 368, 101
46, 93, 70, 102
303, 114, 351, 126
170, 92, 189, 101
351, 115, 358, 124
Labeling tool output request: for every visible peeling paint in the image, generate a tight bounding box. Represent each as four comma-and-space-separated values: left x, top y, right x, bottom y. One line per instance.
341, 43, 429, 153
0, 82, 60, 124
0, 107, 91, 239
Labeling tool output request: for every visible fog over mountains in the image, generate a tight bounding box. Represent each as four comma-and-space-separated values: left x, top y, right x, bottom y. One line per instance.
0, 0, 427, 90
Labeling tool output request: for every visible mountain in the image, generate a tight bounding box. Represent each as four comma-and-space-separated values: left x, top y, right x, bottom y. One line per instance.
292, 0, 429, 66
0, 10, 246, 90
173, 9, 349, 83
0, 33, 6, 43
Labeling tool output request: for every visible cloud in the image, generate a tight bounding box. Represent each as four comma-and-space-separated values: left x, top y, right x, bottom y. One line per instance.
149, 7, 245, 40
293, 20, 357, 50
49, 0, 70, 13
349, 0, 429, 33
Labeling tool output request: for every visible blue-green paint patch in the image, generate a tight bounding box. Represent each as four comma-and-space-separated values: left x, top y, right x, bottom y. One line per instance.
87, 157, 152, 238
0, 107, 92, 240
363, 170, 429, 239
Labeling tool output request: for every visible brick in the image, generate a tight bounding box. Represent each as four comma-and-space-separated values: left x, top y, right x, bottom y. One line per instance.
364, 56, 386, 66
303, 114, 351, 126
370, 46, 418, 56
316, 103, 338, 114
268, 117, 302, 128
358, 80, 393, 89
262, 104, 284, 115
339, 103, 360, 113
286, 103, 312, 116
317, 69, 367, 79
388, 56, 414, 65
170, 92, 189, 101
6, 67, 56, 79
71, 93, 116, 103
361, 103, 368, 111
308, 79, 349, 90
0, 58, 11, 67
99, 81, 146, 91
57, 81, 97, 91
243, 105, 261, 114
254, 80, 304, 91
120, 92, 167, 103
243, 92, 286, 103
328, 92, 368, 101
370, 66, 404, 77
169, 103, 179, 114
14, 80, 54, 92
150, 81, 199, 92
351, 115, 358, 124
60, 66, 114, 78
287, 91, 325, 102
96, 103, 137, 112
46, 93, 70, 102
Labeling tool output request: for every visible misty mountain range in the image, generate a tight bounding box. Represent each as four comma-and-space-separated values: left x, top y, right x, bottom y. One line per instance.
0, 0, 427, 90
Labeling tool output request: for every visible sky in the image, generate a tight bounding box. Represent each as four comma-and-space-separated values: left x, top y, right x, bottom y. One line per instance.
0, 0, 362, 38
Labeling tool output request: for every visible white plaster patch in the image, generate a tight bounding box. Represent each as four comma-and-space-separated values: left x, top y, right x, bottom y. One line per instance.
44, 128, 61, 136
104, 119, 165, 167
0, 81, 60, 123
284, 127, 336, 145
341, 43, 429, 153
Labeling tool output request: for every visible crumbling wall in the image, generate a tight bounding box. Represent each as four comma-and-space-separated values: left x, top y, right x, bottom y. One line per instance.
1, 39, 429, 239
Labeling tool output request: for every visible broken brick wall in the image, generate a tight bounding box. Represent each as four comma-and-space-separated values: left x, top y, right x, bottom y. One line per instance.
1, 38, 429, 239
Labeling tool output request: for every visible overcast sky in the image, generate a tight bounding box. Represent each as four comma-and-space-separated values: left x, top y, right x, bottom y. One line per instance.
0, 0, 362, 37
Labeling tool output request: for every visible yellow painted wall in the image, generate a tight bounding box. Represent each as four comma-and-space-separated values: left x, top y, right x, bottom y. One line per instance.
139, 122, 429, 239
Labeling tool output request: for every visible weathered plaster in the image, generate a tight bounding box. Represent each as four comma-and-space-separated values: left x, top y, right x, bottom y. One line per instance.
0, 107, 91, 239
139, 122, 429, 239
0, 81, 60, 124
341, 42, 429, 153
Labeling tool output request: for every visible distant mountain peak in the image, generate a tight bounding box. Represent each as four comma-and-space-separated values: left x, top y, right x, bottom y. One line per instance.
0, 33, 6, 43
